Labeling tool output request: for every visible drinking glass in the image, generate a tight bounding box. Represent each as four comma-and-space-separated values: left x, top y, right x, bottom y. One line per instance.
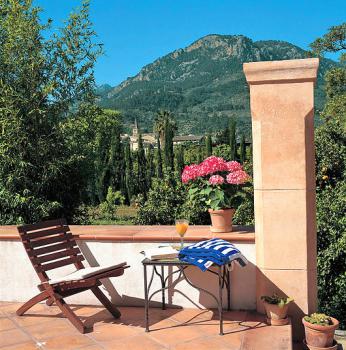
175, 219, 189, 250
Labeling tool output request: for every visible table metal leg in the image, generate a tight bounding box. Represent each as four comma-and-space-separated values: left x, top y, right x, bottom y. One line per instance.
143, 264, 149, 332
218, 265, 224, 335
161, 266, 166, 310
227, 266, 231, 311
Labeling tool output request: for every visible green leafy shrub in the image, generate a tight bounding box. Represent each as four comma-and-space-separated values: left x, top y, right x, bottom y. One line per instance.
315, 100, 345, 329
135, 174, 186, 225
304, 313, 333, 326
98, 187, 125, 219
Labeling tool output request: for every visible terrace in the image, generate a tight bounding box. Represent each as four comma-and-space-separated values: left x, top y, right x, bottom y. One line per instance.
0, 58, 329, 350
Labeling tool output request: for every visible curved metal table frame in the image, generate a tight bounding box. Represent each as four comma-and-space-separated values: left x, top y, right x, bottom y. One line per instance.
142, 258, 231, 335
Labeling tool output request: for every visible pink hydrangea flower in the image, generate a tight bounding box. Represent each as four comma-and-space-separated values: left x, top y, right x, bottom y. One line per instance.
181, 164, 200, 183
226, 161, 243, 172
226, 170, 249, 185
209, 175, 225, 185
198, 156, 228, 176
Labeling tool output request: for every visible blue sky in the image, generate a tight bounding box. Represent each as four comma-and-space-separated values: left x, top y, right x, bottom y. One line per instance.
34, 0, 345, 86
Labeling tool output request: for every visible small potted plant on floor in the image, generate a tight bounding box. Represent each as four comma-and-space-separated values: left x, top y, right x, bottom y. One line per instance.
303, 313, 339, 350
261, 293, 293, 326
182, 156, 250, 233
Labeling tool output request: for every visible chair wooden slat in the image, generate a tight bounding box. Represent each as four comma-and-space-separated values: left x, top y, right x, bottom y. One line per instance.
31, 247, 81, 265
36, 255, 85, 272
23, 226, 70, 240
27, 241, 77, 257
18, 219, 66, 234
29, 233, 73, 248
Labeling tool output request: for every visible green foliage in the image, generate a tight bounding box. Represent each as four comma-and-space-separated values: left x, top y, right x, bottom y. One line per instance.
239, 134, 246, 163
213, 144, 232, 160
124, 141, 134, 203
93, 109, 123, 202
313, 27, 346, 329
261, 294, 294, 308
304, 313, 333, 326
229, 119, 237, 160
156, 137, 163, 179
146, 145, 154, 188
135, 174, 186, 225
205, 134, 212, 156
98, 34, 334, 135
0, 0, 102, 223
98, 187, 125, 220
186, 177, 250, 211
325, 68, 346, 99
137, 132, 147, 197
310, 23, 346, 61
175, 146, 185, 175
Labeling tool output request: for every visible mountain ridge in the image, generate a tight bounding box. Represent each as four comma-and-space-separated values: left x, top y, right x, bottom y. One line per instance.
97, 34, 336, 135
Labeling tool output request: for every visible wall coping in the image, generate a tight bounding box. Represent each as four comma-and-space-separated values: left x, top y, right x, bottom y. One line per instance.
0, 225, 255, 243
243, 58, 319, 85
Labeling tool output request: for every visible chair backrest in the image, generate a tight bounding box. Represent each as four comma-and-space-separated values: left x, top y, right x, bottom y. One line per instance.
17, 218, 85, 283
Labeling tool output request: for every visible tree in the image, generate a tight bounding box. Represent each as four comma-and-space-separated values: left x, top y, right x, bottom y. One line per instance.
94, 110, 122, 203
153, 110, 177, 147
229, 119, 237, 160
156, 137, 163, 179
310, 23, 346, 329
239, 134, 246, 164
124, 140, 134, 204
176, 146, 185, 176
205, 134, 212, 156
310, 23, 346, 61
0, 0, 102, 223
146, 144, 154, 189
137, 132, 147, 197
164, 119, 174, 170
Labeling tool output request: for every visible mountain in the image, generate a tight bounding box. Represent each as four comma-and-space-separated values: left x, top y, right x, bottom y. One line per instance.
97, 34, 336, 135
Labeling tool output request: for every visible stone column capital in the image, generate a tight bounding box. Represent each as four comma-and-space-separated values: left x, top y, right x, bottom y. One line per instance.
243, 58, 319, 85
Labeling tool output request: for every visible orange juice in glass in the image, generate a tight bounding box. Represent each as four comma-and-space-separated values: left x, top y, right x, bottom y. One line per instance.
175, 219, 189, 249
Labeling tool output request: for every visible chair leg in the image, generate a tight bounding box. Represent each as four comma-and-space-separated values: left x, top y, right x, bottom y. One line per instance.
54, 297, 86, 334
16, 291, 49, 316
91, 286, 121, 318
46, 297, 54, 306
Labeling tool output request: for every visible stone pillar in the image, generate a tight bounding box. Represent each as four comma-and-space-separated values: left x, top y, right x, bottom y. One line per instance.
243, 58, 319, 338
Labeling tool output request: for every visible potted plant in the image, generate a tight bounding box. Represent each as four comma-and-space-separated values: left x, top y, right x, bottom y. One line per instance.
182, 156, 250, 233
303, 313, 339, 349
261, 293, 293, 326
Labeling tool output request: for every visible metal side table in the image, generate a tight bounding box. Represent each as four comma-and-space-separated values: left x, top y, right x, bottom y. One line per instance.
142, 258, 232, 335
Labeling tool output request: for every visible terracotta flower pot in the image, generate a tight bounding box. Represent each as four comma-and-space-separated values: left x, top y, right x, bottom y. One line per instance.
303, 339, 338, 350
208, 208, 235, 233
302, 317, 339, 348
263, 301, 289, 326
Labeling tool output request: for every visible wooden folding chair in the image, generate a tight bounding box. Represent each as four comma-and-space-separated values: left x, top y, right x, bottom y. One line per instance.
16, 218, 129, 333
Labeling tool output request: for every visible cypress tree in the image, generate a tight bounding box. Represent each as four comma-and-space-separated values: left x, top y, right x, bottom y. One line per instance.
240, 134, 246, 164
205, 134, 212, 156
156, 136, 163, 179
249, 142, 253, 162
176, 146, 185, 175
164, 119, 174, 170
137, 132, 147, 197
108, 128, 124, 192
197, 146, 203, 163
146, 144, 154, 188
124, 141, 133, 204
229, 119, 237, 160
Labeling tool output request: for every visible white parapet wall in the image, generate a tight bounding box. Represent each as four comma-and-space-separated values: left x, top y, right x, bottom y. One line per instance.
0, 239, 256, 310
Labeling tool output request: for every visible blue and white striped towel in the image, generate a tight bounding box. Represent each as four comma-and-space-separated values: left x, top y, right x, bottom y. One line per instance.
178, 238, 248, 271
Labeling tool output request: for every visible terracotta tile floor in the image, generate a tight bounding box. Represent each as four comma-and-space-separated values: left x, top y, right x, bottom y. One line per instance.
0, 301, 293, 350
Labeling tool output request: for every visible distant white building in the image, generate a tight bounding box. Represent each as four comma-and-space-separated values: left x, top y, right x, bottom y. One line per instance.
121, 119, 203, 151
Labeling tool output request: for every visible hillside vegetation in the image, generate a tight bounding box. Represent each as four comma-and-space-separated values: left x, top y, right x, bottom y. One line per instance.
97, 34, 336, 135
